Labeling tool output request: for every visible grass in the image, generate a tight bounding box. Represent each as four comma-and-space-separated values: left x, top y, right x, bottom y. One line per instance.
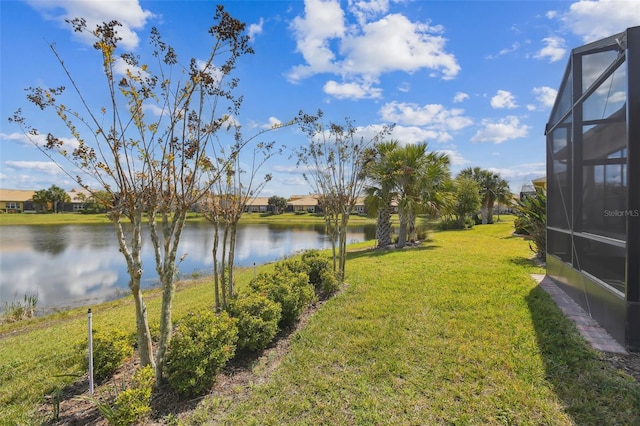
1, 217, 639, 424
190, 219, 640, 425
0, 211, 376, 226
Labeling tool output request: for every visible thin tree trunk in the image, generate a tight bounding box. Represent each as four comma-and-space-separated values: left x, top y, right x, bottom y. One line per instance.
338, 213, 349, 281
228, 221, 238, 299
325, 214, 338, 272
131, 284, 153, 366
212, 219, 220, 311
153, 210, 187, 383
113, 214, 155, 369
221, 224, 229, 309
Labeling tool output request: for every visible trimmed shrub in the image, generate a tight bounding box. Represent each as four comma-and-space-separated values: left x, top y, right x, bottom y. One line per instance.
165, 310, 238, 397
227, 293, 281, 352
301, 250, 339, 297
83, 329, 133, 383
300, 250, 325, 287
249, 269, 316, 327
278, 250, 339, 298
317, 268, 340, 296
110, 365, 155, 425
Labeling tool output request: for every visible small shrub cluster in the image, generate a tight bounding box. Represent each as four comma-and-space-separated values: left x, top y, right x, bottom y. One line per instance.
227, 293, 281, 352
301, 250, 339, 296
82, 329, 134, 384
96, 365, 155, 426
438, 217, 475, 230
165, 310, 238, 397
249, 268, 316, 327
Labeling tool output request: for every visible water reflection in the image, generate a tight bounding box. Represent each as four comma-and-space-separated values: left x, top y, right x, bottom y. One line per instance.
0, 222, 374, 312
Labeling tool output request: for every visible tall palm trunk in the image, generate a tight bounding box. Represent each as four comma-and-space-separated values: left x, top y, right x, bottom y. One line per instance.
397, 210, 409, 248
376, 203, 392, 247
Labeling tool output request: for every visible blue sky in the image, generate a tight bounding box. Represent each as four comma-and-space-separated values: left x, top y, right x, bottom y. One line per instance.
1, 0, 639, 197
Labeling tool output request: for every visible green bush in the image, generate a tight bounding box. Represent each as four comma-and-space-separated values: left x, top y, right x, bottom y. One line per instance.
278, 250, 339, 298
83, 329, 134, 383
515, 188, 546, 260
513, 216, 528, 235
227, 293, 281, 352
318, 268, 340, 296
109, 365, 155, 425
165, 310, 238, 397
301, 250, 328, 288
249, 268, 316, 327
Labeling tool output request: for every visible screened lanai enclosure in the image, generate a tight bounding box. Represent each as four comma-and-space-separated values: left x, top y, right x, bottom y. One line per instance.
545, 26, 640, 350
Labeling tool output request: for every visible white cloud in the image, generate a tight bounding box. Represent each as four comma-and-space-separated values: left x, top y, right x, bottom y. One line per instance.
249, 17, 264, 40
4, 160, 64, 175
263, 117, 284, 129
348, 0, 390, 26
535, 36, 567, 62
323, 80, 382, 99
561, 0, 640, 43
1, 132, 80, 151
389, 125, 446, 144
489, 163, 546, 189
142, 103, 165, 117
436, 149, 470, 166
490, 90, 518, 109
453, 92, 469, 103
341, 14, 459, 79
288, 0, 460, 98
288, 0, 345, 80
379, 101, 473, 131
532, 86, 558, 108
26, 0, 154, 50
486, 42, 521, 59
398, 82, 411, 93
471, 116, 530, 144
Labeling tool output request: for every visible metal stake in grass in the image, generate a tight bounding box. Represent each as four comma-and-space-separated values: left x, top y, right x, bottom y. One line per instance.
87, 309, 94, 394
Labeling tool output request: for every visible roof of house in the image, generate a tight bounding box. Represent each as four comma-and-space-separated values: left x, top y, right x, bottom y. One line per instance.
288, 195, 319, 206
245, 197, 271, 206
532, 176, 547, 187
0, 189, 36, 202
67, 188, 93, 202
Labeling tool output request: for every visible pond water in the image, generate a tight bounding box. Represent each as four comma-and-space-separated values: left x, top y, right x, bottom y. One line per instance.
0, 222, 376, 313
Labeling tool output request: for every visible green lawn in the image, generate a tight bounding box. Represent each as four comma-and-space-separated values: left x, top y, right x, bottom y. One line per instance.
1, 217, 639, 424
191, 219, 640, 425
0, 211, 376, 226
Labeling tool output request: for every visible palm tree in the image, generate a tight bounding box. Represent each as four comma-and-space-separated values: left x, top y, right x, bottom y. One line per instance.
364, 140, 399, 247
32, 189, 50, 212
394, 143, 450, 248
47, 185, 70, 214
459, 167, 510, 224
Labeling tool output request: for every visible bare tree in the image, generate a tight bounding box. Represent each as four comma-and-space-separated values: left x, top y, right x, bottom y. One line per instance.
10, 6, 254, 382
202, 129, 283, 311
297, 113, 392, 280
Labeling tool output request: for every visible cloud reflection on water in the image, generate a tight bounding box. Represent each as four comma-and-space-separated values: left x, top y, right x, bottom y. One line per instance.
0, 222, 373, 312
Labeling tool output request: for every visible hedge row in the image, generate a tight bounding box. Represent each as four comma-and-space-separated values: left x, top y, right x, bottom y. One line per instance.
83, 250, 340, 423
